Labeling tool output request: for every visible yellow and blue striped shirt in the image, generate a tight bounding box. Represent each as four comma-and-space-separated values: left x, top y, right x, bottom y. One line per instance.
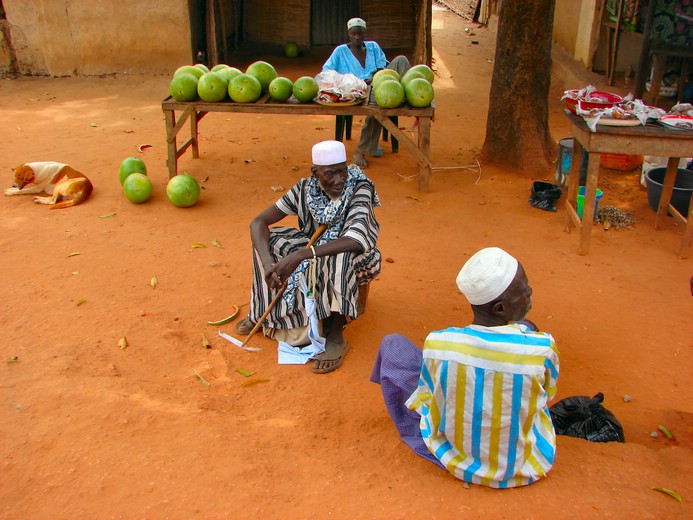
405, 323, 559, 488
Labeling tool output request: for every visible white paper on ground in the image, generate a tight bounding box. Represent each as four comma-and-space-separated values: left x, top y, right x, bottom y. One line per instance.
218, 330, 262, 351
277, 276, 326, 364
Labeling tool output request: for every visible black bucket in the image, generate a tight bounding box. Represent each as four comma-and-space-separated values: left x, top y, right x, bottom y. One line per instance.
644, 167, 693, 216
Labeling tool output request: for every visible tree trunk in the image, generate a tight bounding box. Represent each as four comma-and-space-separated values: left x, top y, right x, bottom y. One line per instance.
414, 0, 433, 66
481, 0, 557, 173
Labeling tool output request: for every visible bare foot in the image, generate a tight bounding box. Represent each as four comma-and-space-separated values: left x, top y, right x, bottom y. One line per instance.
353, 152, 368, 168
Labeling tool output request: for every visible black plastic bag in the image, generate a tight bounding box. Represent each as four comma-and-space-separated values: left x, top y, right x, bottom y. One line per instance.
529, 181, 563, 212
549, 392, 625, 443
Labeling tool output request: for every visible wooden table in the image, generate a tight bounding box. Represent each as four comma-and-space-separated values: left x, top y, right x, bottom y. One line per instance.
564, 110, 693, 256
161, 96, 435, 192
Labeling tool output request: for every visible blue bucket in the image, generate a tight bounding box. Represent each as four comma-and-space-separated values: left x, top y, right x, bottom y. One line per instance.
556, 138, 588, 187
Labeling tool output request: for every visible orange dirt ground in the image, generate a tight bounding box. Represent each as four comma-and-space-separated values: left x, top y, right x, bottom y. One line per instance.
1, 7, 691, 519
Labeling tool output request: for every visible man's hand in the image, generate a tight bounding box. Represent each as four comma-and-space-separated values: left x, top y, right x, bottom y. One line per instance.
265, 250, 308, 290
264, 268, 283, 291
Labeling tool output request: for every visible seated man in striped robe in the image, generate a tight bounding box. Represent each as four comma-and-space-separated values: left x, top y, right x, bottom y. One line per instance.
235, 140, 381, 374
371, 247, 559, 487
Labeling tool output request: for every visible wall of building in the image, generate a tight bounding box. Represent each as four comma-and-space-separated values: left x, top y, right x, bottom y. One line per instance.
553, 0, 642, 75
1, 0, 191, 76
553, 0, 583, 59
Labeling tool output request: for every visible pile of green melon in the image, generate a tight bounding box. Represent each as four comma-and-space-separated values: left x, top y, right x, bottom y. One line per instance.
169, 59, 318, 105
119, 157, 200, 208
372, 64, 435, 109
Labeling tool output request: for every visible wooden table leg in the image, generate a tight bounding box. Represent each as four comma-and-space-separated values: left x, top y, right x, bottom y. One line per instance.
374, 114, 431, 192
579, 152, 601, 255
418, 116, 431, 192
191, 110, 200, 159
605, 26, 613, 85
678, 191, 693, 259
164, 108, 178, 178
647, 52, 667, 106
654, 157, 680, 229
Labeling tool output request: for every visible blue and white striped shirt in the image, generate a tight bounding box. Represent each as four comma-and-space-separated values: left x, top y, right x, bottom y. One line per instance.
405, 323, 559, 488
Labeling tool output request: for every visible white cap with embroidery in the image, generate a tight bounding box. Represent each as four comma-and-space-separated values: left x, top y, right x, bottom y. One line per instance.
312, 140, 347, 166
456, 247, 519, 305
347, 18, 366, 30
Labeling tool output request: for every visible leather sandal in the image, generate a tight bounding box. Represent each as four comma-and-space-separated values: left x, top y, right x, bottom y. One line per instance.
311, 339, 350, 374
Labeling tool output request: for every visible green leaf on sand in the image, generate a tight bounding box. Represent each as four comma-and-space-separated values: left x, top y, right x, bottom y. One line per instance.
240, 378, 269, 387
657, 424, 674, 440
651, 487, 682, 503
193, 368, 211, 387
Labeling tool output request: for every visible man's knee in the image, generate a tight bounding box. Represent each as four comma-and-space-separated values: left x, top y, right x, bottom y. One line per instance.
387, 55, 411, 76
379, 333, 418, 361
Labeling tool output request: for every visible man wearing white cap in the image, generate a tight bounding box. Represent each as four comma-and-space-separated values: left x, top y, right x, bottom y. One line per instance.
371, 247, 560, 487
322, 17, 411, 168
235, 140, 381, 373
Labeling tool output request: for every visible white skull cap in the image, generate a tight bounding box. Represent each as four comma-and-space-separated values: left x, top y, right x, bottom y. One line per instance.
347, 18, 366, 30
312, 140, 347, 166
456, 247, 519, 305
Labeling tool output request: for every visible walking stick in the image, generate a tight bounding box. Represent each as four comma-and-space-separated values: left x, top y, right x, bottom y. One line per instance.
240, 224, 328, 348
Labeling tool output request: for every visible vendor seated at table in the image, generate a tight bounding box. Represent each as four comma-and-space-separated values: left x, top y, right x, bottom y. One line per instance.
322, 17, 411, 169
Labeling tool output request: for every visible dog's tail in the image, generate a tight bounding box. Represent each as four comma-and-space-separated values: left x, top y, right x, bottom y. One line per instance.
49, 181, 94, 210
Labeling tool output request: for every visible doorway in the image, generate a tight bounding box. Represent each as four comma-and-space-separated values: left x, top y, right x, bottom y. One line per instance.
311, 0, 360, 46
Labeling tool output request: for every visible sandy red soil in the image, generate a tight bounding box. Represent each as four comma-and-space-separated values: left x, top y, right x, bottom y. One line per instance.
1, 7, 691, 519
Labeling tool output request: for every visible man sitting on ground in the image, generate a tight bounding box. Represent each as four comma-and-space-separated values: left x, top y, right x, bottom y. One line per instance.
371, 247, 559, 487
235, 140, 381, 373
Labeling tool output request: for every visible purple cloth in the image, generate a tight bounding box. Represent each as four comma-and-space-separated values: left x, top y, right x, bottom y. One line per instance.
370, 334, 445, 469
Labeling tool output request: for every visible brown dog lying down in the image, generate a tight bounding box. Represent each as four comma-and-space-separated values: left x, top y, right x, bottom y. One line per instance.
5, 162, 93, 209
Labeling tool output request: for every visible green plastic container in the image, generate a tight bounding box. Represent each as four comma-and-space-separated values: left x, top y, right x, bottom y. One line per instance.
576, 186, 603, 220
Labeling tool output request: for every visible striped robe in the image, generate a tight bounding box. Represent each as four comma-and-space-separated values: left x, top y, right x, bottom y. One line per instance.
248, 178, 381, 330
405, 324, 559, 488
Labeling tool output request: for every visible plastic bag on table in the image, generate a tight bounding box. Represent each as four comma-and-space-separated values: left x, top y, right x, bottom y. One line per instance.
549, 392, 625, 443
315, 71, 368, 103
529, 181, 562, 212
